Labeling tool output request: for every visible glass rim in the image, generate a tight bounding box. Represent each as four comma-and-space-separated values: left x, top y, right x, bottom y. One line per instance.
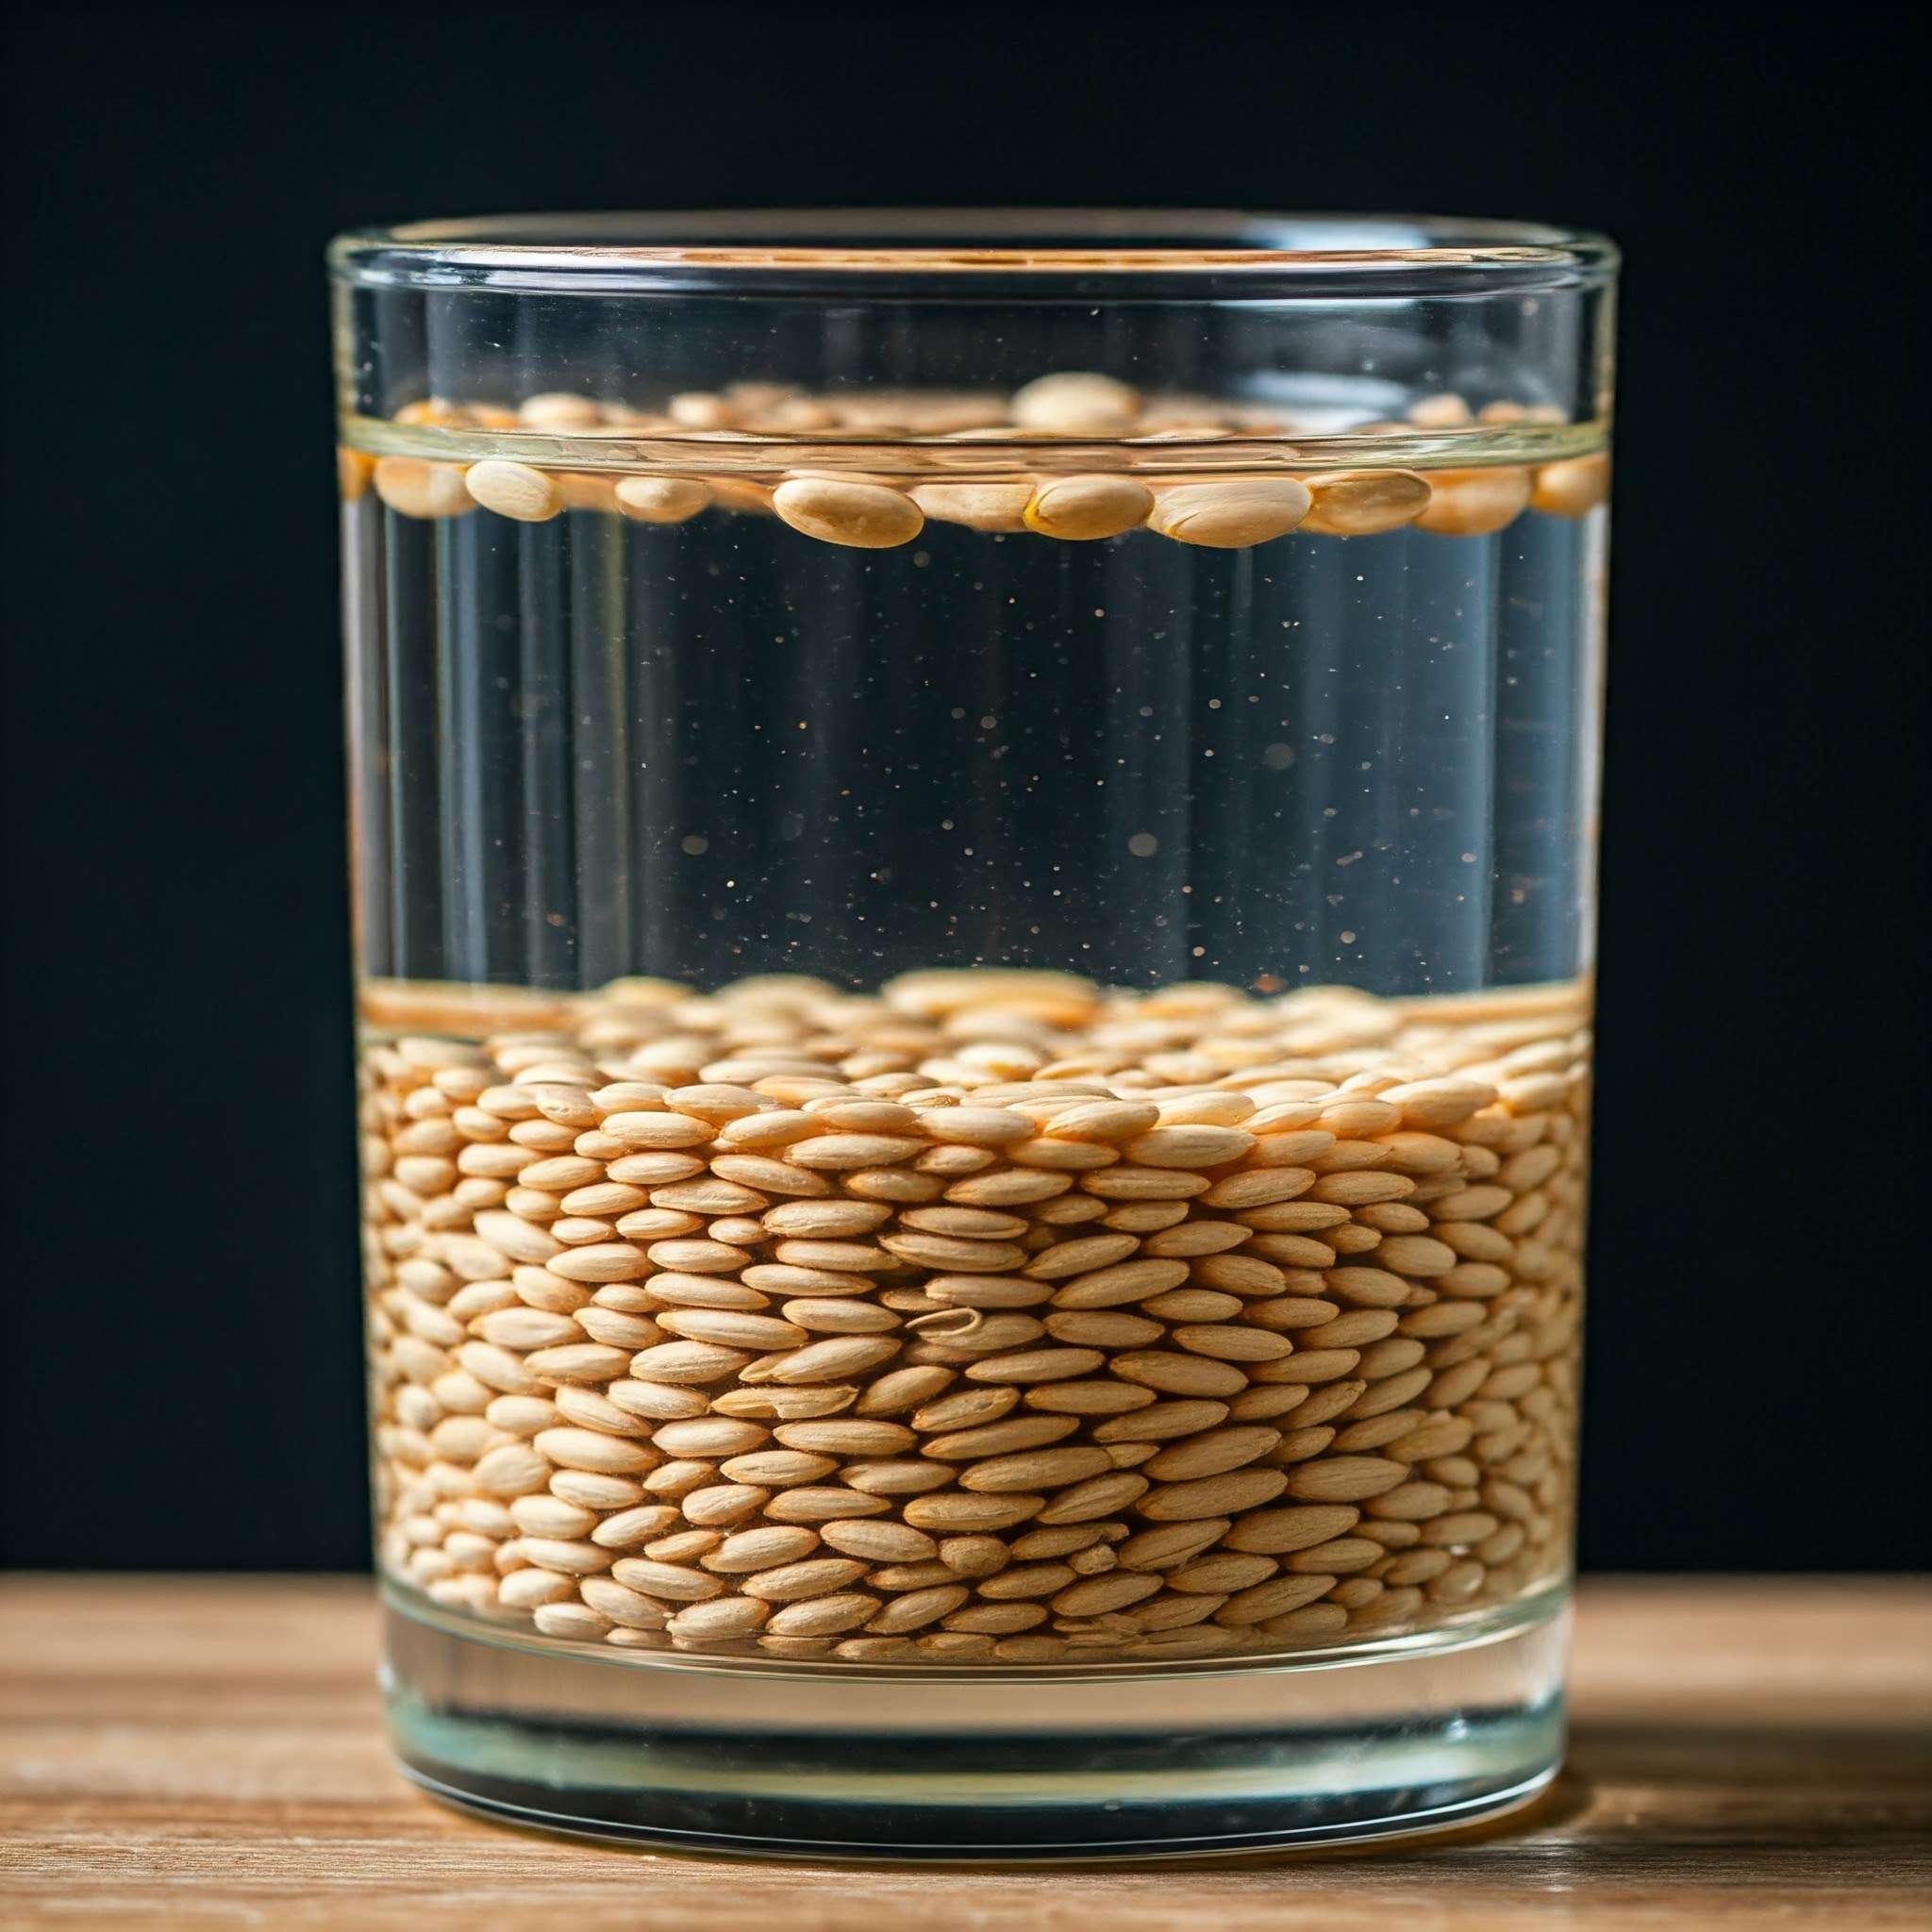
329, 208, 1618, 297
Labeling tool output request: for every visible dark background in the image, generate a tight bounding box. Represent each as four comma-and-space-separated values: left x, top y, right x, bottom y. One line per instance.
2, 1, 1925, 1574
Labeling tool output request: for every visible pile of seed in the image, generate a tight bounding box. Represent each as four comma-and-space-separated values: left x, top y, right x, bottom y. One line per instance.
366, 971, 1587, 1666
341, 373, 1609, 544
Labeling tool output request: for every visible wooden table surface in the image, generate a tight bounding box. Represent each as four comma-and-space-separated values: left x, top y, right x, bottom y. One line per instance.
1, 1575, 1926, 1930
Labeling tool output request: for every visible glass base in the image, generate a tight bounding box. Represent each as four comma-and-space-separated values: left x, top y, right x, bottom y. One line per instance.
383, 1586, 1569, 1859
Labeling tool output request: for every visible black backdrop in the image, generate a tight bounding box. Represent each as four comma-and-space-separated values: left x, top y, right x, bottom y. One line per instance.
2, 1, 1925, 1573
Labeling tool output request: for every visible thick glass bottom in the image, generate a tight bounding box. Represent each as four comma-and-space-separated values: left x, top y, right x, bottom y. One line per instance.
383, 1586, 1569, 1858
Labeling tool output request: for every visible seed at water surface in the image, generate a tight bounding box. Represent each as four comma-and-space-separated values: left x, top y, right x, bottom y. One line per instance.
773, 477, 924, 548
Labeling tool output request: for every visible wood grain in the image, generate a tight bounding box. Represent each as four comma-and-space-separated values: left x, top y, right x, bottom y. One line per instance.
2, 1575, 1926, 1929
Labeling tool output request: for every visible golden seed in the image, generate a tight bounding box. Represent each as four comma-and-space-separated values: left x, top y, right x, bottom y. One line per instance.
1024, 1380, 1158, 1416
1010, 370, 1140, 432
1146, 478, 1312, 548
852, 1367, 958, 1416
510, 392, 602, 429
790, 1133, 928, 1171
925, 1277, 1052, 1310
1141, 1221, 1250, 1260
1138, 1469, 1289, 1521
768, 1337, 904, 1384
1249, 1348, 1358, 1388
1042, 1100, 1161, 1142
1168, 1554, 1278, 1593
908, 481, 1034, 532
464, 459, 561, 523
614, 475, 713, 524
1089, 1400, 1227, 1445
976, 1563, 1077, 1599
1024, 1233, 1141, 1280
1109, 1351, 1249, 1399
1170, 1324, 1292, 1363
950, 1166, 1083, 1201
1307, 1172, 1415, 1207
1053, 1258, 1191, 1309
1441, 1262, 1517, 1300
475, 1307, 579, 1352
923, 1415, 1079, 1460
625, 1341, 751, 1385
1143, 1427, 1282, 1482
1422, 1511, 1503, 1547
903, 1491, 1044, 1533
1378, 1078, 1497, 1126
772, 477, 924, 549
338, 445, 376, 499
646, 1275, 768, 1310
1023, 475, 1154, 541
519, 1538, 613, 1577
1044, 1310, 1162, 1348
657, 1310, 808, 1351
1033, 1472, 1151, 1523
1300, 469, 1431, 536
1531, 454, 1609, 517
1407, 392, 1473, 427
1116, 1520, 1230, 1571
1050, 1573, 1162, 1617
1357, 1337, 1428, 1379
1122, 1124, 1255, 1168
866, 1585, 973, 1633
1282, 1456, 1409, 1502
1198, 1169, 1314, 1211
924, 1106, 1035, 1147
374, 457, 474, 519
1239, 1202, 1351, 1234
1260, 1602, 1351, 1641
880, 1232, 1029, 1274
1324, 1267, 1414, 1308
1191, 1254, 1289, 1298
1101, 1202, 1193, 1231
959, 1446, 1115, 1493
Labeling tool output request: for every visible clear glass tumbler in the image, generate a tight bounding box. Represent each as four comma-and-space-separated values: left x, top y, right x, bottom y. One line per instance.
335, 210, 1614, 1857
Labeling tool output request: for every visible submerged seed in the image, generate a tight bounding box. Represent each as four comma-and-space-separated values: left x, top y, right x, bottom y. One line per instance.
368, 970, 1585, 1662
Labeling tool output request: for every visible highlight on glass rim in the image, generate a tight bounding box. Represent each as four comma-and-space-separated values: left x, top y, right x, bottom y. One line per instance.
337, 209, 1615, 1856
